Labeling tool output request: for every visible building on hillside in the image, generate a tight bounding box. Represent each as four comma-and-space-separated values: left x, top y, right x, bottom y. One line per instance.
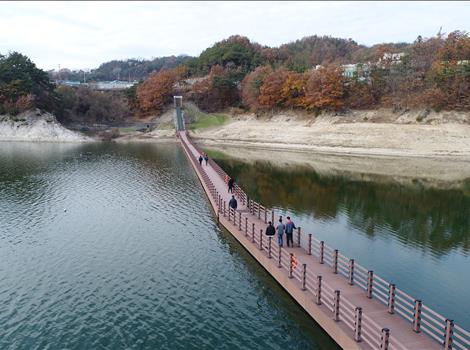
379, 52, 406, 65
57, 80, 82, 87
88, 80, 137, 90
341, 63, 370, 81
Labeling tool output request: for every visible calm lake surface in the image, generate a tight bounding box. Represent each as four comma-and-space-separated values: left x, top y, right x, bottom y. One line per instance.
0, 142, 338, 350
208, 149, 470, 330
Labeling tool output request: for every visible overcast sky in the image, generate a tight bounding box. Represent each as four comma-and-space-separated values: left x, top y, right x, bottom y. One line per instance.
1, 1, 469, 71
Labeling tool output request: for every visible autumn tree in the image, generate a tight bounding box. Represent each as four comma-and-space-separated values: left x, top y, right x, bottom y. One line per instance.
258, 69, 289, 109
302, 65, 345, 111
190, 65, 241, 112
241, 65, 272, 111
281, 72, 307, 108
136, 66, 187, 115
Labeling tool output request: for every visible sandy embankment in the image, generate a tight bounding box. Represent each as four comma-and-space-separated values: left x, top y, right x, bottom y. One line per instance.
0, 111, 92, 142
190, 109, 470, 159
189, 109, 470, 189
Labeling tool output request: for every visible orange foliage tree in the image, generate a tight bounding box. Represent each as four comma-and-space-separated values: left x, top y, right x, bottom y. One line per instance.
281, 72, 307, 108
137, 66, 187, 115
258, 69, 289, 109
302, 65, 345, 111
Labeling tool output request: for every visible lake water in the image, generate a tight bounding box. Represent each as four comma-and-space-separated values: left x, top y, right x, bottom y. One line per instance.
208, 150, 470, 330
0, 142, 338, 350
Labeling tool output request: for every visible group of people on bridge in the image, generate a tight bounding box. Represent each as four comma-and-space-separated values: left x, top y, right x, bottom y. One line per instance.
201, 152, 298, 249
265, 217, 297, 248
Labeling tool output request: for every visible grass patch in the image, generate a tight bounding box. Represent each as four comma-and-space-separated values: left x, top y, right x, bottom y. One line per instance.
188, 112, 228, 130
203, 148, 229, 160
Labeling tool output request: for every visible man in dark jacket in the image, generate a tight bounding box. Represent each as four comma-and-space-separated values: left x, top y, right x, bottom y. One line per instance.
228, 177, 234, 193
265, 221, 275, 236
229, 195, 237, 210
285, 216, 296, 247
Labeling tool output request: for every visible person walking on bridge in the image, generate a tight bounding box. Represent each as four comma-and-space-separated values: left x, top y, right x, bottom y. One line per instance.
204, 153, 209, 165
198, 154, 203, 166
276, 218, 285, 247
265, 221, 275, 236
285, 216, 296, 248
228, 177, 234, 193
229, 195, 237, 211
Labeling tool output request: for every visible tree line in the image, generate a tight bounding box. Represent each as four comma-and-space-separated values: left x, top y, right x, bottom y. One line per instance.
2, 31, 470, 123
137, 31, 470, 115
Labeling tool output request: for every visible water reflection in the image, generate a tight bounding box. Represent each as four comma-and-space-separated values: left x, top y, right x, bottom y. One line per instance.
210, 156, 470, 256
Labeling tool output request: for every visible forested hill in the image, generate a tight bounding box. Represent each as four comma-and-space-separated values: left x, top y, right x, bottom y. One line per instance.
3, 32, 470, 125
49, 55, 193, 82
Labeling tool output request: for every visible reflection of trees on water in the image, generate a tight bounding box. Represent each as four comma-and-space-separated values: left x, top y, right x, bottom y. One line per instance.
215, 158, 470, 256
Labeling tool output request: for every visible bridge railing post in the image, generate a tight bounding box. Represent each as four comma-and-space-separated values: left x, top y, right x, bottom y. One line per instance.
388, 284, 396, 314
308, 234, 312, 255
252, 223, 255, 243
271, 210, 274, 225
278, 245, 282, 268
264, 210, 267, 224
238, 212, 241, 230
333, 249, 338, 274
302, 264, 307, 290
259, 229, 263, 250
367, 271, 374, 299
444, 319, 454, 350
289, 253, 294, 278
268, 237, 272, 258
258, 204, 261, 219
354, 307, 363, 342
333, 290, 340, 321
224, 201, 227, 217
348, 259, 355, 285
413, 299, 422, 333
380, 328, 390, 350
245, 217, 248, 237
320, 241, 324, 264
316, 276, 322, 305
297, 227, 301, 247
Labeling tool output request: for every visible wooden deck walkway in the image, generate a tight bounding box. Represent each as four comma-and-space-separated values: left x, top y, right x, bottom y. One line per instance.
178, 131, 467, 350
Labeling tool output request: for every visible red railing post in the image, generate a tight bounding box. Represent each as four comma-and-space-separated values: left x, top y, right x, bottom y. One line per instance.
333, 249, 338, 274
316, 276, 322, 305
367, 271, 374, 299
348, 259, 355, 285
354, 307, 362, 342
444, 319, 454, 350
268, 236, 272, 258
289, 253, 294, 278
320, 241, 324, 264
388, 284, 395, 314
333, 290, 340, 321
302, 264, 307, 290
413, 299, 422, 333
380, 328, 390, 350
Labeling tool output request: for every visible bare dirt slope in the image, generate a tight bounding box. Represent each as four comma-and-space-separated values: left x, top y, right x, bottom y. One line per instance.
190, 109, 470, 159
